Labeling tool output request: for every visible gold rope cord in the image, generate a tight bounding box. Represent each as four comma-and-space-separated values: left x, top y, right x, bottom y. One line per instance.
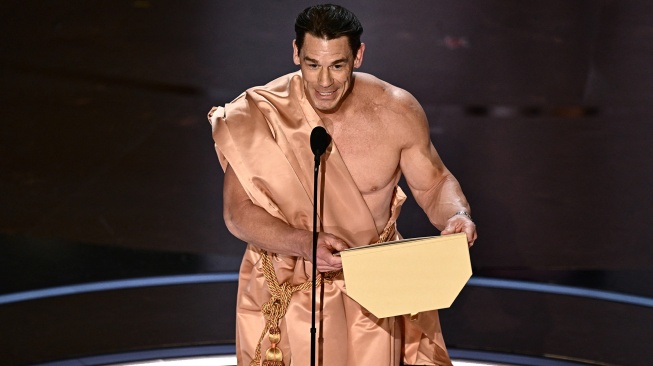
250, 223, 396, 366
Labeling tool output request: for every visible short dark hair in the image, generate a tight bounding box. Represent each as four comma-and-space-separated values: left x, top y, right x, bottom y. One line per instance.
294, 4, 364, 55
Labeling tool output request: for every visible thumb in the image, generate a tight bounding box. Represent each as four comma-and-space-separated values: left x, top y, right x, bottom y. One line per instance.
332, 238, 349, 252
441, 225, 454, 235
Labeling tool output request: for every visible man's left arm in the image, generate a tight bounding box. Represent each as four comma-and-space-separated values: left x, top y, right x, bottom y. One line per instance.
398, 95, 477, 247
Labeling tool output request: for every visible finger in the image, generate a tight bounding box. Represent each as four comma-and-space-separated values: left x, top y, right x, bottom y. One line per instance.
316, 246, 342, 266
317, 257, 342, 272
466, 229, 478, 248
328, 252, 342, 267
320, 236, 349, 254
441, 225, 458, 235
318, 265, 341, 272
440, 223, 453, 234
318, 249, 340, 262
331, 239, 349, 252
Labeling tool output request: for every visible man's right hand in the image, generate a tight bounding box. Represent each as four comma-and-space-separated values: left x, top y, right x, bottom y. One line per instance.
314, 232, 348, 272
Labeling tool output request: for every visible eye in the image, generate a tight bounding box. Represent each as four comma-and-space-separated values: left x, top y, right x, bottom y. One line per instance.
332, 64, 343, 70
308, 63, 319, 69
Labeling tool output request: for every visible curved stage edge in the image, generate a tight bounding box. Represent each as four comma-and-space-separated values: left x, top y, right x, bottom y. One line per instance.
29, 346, 595, 366
2, 274, 651, 366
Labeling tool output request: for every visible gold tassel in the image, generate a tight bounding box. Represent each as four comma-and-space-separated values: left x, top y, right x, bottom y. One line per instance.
250, 222, 396, 366
262, 326, 284, 366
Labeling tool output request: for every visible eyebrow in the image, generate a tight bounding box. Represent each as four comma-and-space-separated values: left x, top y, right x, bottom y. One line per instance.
303, 56, 349, 65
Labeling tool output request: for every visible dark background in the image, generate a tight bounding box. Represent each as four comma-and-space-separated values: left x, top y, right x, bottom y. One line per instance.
1, 1, 653, 365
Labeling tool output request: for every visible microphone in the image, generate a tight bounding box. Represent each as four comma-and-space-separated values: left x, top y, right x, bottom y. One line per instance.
310, 126, 331, 157
309, 125, 331, 366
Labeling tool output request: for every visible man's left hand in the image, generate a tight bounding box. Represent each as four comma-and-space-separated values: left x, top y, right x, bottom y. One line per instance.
441, 215, 477, 248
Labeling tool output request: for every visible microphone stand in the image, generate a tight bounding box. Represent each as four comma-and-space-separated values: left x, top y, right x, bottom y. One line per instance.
309, 126, 330, 366
310, 150, 321, 366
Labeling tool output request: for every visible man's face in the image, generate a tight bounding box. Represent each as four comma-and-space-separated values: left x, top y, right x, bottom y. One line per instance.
293, 33, 364, 114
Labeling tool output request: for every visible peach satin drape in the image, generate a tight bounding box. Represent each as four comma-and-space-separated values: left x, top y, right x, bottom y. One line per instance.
209, 72, 452, 366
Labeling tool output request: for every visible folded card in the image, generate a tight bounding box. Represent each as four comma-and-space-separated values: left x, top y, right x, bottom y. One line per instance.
340, 232, 472, 318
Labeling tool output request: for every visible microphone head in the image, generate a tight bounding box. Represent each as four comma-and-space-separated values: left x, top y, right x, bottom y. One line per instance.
310, 126, 332, 156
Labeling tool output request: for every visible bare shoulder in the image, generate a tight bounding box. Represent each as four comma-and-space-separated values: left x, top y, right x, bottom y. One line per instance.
355, 73, 425, 117
353, 73, 429, 139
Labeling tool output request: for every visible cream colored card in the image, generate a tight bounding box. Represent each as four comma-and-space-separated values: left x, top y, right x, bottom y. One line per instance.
340, 232, 472, 318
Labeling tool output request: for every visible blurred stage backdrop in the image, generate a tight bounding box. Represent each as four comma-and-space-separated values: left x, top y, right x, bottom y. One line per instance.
1, 1, 653, 365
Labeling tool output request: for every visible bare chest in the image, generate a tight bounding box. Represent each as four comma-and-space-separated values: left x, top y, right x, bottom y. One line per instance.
328, 122, 401, 196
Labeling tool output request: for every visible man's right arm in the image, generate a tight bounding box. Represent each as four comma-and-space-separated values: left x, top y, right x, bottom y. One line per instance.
223, 164, 346, 271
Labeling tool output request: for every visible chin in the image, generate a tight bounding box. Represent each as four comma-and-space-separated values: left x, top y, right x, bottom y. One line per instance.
315, 104, 339, 114
312, 99, 342, 114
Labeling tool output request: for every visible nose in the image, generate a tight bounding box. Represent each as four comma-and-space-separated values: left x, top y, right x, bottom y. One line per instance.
318, 67, 333, 88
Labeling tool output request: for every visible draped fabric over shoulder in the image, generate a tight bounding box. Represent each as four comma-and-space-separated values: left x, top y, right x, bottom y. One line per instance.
208, 72, 452, 366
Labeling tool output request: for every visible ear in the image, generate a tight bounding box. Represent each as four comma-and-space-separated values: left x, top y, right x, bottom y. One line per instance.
353, 43, 365, 69
292, 40, 301, 65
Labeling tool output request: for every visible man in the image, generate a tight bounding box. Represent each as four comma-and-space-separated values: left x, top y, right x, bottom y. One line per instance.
208, 4, 477, 366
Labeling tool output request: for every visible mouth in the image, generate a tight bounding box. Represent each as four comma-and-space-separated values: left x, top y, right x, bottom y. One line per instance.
315, 89, 337, 100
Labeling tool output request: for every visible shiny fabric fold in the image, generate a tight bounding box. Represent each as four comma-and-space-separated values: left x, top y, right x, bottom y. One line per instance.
209, 72, 452, 366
